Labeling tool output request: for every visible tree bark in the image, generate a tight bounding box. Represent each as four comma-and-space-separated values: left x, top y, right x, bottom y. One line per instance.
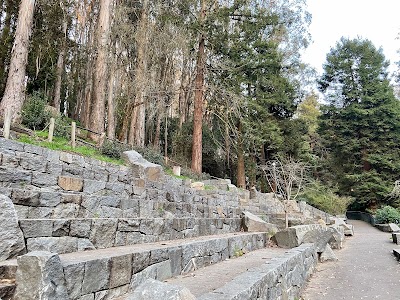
191, 0, 207, 174
88, 0, 112, 141
52, 15, 68, 113
236, 121, 246, 189
128, 0, 149, 147
0, 0, 35, 123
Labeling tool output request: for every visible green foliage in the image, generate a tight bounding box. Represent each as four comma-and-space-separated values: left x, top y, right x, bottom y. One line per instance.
21, 92, 51, 130
375, 206, 400, 224
100, 140, 123, 159
318, 37, 400, 210
53, 116, 71, 139
299, 181, 353, 215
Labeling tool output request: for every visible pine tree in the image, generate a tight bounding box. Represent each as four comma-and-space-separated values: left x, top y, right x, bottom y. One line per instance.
318, 38, 400, 210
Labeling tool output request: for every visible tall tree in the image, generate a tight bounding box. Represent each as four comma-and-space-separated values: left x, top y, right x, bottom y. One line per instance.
191, 0, 207, 174
0, 0, 36, 123
89, 0, 112, 141
318, 38, 400, 210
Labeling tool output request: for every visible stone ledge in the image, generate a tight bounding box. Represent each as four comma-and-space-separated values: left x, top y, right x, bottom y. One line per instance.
198, 244, 317, 300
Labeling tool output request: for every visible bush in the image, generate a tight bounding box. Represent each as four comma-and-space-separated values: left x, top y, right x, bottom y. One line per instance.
53, 116, 71, 139
375, 206, 400, 224
100, 140, 123, 159
299, 181, 353, 215
21, 92, 51, 130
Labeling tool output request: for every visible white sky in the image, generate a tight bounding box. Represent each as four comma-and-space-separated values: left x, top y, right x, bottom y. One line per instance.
302, 0, 400, 75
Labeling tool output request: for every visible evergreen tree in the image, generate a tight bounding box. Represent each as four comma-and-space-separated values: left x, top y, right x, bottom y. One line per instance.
318, 38, 400, 210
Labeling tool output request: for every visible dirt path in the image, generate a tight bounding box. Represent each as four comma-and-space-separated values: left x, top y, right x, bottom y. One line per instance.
301, 220, 400, 300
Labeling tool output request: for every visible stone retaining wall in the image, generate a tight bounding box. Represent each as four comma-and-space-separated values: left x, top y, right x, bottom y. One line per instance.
19, 217, 242, 253
199, 243, 317, 300
20, 232, 268, 300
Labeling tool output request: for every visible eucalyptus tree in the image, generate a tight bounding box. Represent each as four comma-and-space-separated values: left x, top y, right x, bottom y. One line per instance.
0, 0, 36, 123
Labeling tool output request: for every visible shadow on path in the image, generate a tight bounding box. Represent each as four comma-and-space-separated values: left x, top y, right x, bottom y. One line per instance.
301, 220, 400, 299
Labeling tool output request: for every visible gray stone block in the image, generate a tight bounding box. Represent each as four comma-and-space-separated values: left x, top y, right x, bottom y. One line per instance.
128, 279, 195, 300
83, 180, 106, 194
64, 262, 85, 299
118, 219, 140, 232
82, 258, 110, 294
14, 251, 69, 300
89, 219, 118, 248
109, 254, 133, 288
32, 172, 57, 187
19, 219, 53, 238
0, 194, 26, 260
0, 167, 31, 184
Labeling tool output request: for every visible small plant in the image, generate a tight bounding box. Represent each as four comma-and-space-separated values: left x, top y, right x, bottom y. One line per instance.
101, 140, 123, 159
21, 92, 51, 130
375, 206, 400, 224
233, 246, 244, 257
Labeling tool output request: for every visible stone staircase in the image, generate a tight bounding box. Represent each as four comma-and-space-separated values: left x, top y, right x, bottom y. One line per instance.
0, 138, 320, 300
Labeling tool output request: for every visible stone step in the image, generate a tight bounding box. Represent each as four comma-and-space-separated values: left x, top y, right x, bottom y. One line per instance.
9, 231, 269, 300
18, 217, 242, 254
115, 244, 317, 300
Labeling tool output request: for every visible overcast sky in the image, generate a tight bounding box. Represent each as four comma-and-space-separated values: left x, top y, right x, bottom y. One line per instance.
301, 0, 400, 75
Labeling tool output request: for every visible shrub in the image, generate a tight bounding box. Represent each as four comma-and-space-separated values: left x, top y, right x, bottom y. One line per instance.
299, 181, 353, 215
375, 206, 400, 224
53, 116, 71, 139
21, 92, 51, 130
100, 140, 123, 159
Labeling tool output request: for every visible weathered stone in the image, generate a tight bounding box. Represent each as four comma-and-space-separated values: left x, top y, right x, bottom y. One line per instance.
53, 203, 80, 218
19, 219, 53, 238
0, 167, 31, 183
61, 193, 82, 205
110, 254, 132, 288
52, 219, 71, 236
0, 194, 26, 260
328, 225, 345, 249
128, 279, 196, 300
14, 251, 69, 300
89, 219, 118, 248
392, 232, 400, 245
70, 219, 92, 238
118, 219, 140, 232
242, 211, 278, 235
82, 258, 110, 294
331, 217, 354, 236
63, 262, 85, 299
26, 237, 87, 254
11, 188, 40, 206
302, 227, 334, 253
320, 244, 338, 262
59, 152, 73, 164
58, 176, 84, 192
32, 172, 58, 187
83, 179, 106, 194
122, 150, 164, 182
191, 182, 205, 190
20, 155, 46, 172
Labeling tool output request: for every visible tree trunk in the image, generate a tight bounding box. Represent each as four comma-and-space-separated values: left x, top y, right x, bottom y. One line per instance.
52, 16, 68, 113
237, 121, 246, 189
88, 0, 112, 141
191, 0, 206, 174
0, 0, 35, 123
129, 0, 149, 147
106, 59, 116, 139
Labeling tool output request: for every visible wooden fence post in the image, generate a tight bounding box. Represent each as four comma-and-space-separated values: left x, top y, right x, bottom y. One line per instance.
3, 109, 11, 139
71, 122, 76, 149
48, 118, 55, 142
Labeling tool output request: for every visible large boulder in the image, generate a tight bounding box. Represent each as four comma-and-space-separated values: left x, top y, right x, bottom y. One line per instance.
127, 279, 196, 300
122, 151, 164, 182
0, 194, 26, 261
320, 244, 338, 262
241, 211, 278, 235
331, 217, 354, 236
375, 223, 400, 233
273, 224, 337, 253
14, 251, 69, 300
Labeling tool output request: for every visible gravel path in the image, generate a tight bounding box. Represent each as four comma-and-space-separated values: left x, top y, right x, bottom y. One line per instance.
301, 220, 400, 300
